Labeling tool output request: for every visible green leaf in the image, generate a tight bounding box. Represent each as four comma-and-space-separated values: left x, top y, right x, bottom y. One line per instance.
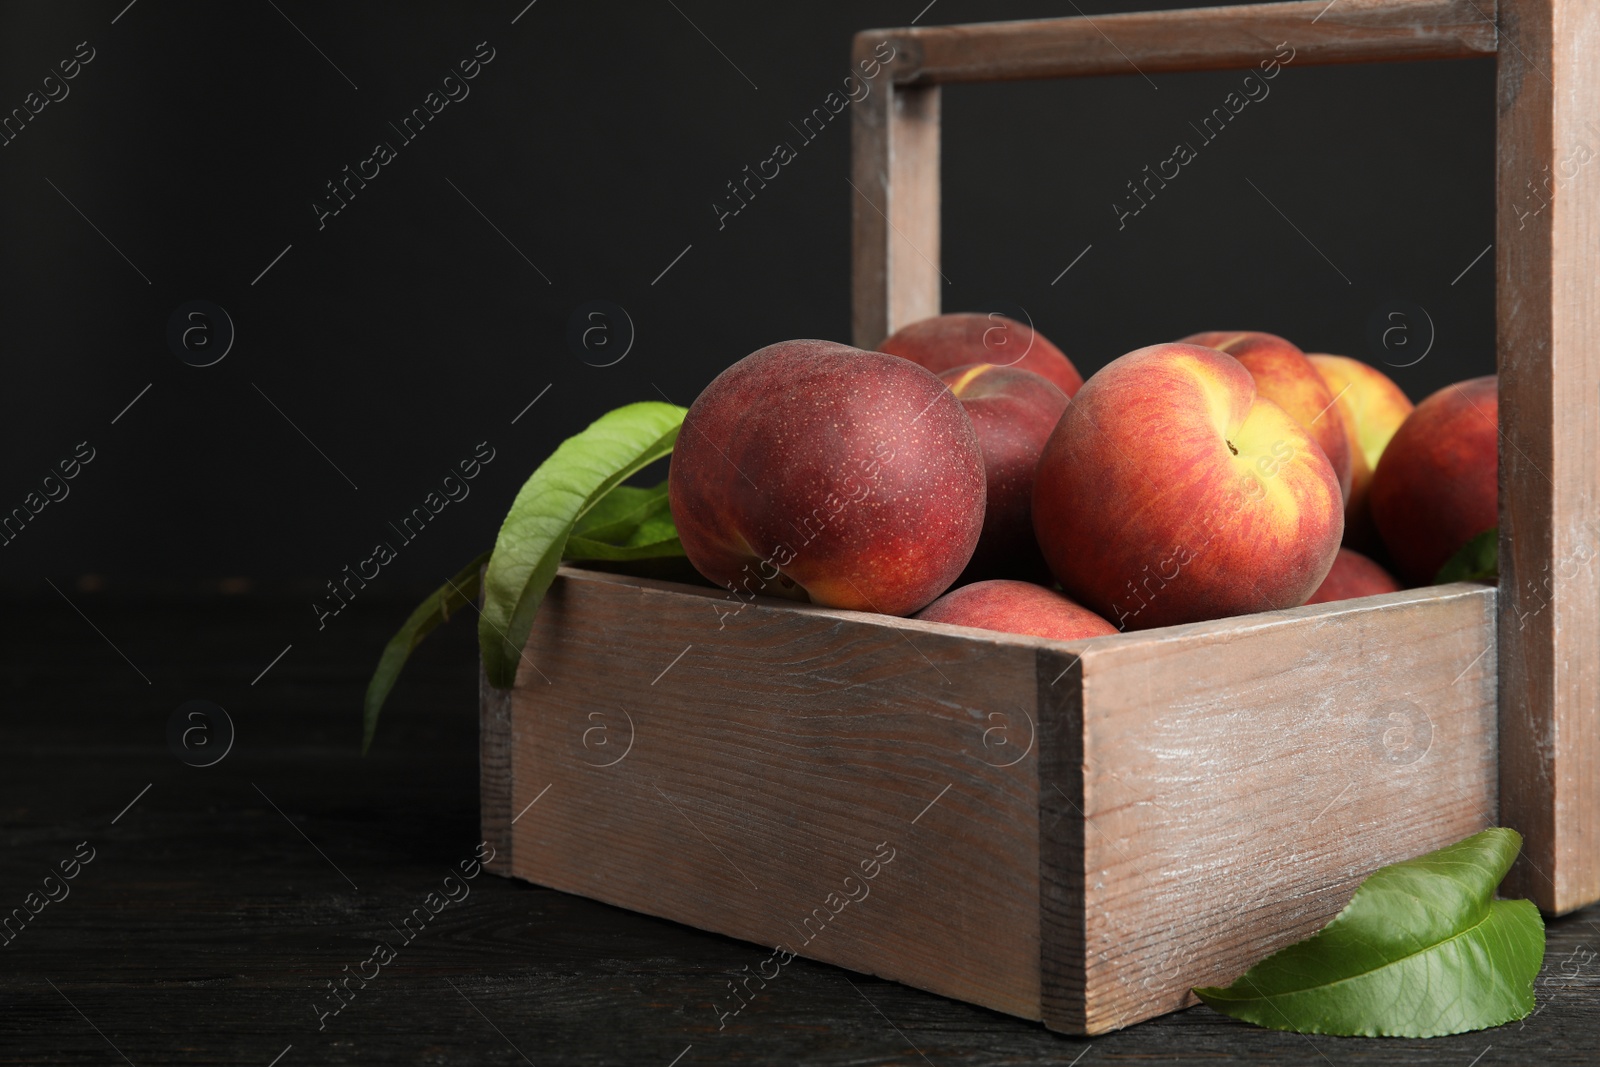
564, 480, 685, 561
570, 481, 671, 541
564, 533, 684, 561
1437, 528, 1499, 584
480, 401, 686, 688
362, 550, 490, 755
1195, 828, 1544, 1037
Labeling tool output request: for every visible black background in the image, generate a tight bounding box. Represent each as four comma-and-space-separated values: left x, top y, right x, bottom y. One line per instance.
0, 0, 1495, 596
6, 8, 1581, 1065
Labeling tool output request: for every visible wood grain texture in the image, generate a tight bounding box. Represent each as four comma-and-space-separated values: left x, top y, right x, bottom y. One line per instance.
1036, 650, 1088, 1032
851, 34, 940, 349
871, 0, 1498, 86
478, 652, 514, 876
1045, 583, 1499, 1034
478, 562, 515, 875
506, 567, 1045, 1021
1495, 0, 1600, 915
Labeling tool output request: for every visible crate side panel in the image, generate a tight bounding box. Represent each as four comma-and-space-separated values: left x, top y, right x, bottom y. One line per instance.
1071, 586, 1498, 1033
503, 571, 1046, 1020
479, 654, 514, 875
1037, 651, 1087, 1034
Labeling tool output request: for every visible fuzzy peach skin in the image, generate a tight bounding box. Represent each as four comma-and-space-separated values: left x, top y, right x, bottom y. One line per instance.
1306, 353, 1415, 553
939, 363, 1068, 583
915, 579, 1118, 640
880, 313, 1084, 397
668, 339, 986, 617
1181, 331, 1353, 501
1370, 375, 1498, 585
1033, 343, 1344, 630
1303, 547, 1402, 605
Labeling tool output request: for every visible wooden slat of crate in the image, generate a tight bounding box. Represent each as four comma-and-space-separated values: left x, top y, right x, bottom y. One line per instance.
1043, 582, 1498, 1032
497, 567, 1049, 1019
877, 0, 1498, 87
1495, 0, 1600, 914
485, 568, 1497, 1032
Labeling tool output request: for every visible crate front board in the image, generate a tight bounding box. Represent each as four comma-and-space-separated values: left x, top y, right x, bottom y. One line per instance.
481, 568, 1496, 1033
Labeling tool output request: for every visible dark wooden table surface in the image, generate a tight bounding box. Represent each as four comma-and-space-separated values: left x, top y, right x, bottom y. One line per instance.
5, 588, 1598, 1065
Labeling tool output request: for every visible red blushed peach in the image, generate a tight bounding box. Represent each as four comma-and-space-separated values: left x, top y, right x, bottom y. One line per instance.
668, 339, 986, 617
940, 363, 1068, 582
880, 313, 1085, 397
1181, 331, 1354, 501
1306, 354, 1415, 553
1370, 375, 1498, 585
1303, 547, 1402, 605
914, 579, 1118, 640
1033, 343, 1344, 630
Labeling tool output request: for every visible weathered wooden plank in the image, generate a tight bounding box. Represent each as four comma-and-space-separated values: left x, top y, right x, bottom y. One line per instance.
478, 563, 516, 875
874, 0, 1497, 86
1037, 648, 1089, 1033
1495, 0, 1600, 914
851, 34, 941, 350
478, 653, 514, 876
1040, 583, 1498, 1033
507, 567, 1045, 1021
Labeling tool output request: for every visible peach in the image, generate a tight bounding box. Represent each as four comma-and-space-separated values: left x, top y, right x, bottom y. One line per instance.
914, 579, 1118, 640
668, 339, 986, 617
880, 312, 1084, 397
1306, 353, 1415, 552
1303, 547, 1402, 605
939, 363, 1068, 582
1369, 375, 1498, 584
1181, 331, 1353, 501
1033, 343, 1344, 630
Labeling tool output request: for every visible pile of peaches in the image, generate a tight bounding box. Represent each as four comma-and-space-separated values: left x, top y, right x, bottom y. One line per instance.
667, 314, 1498, 640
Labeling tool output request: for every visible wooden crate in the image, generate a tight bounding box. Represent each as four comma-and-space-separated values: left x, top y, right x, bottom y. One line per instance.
485, 569, 1496, 1032
482, 0, 1600, 1035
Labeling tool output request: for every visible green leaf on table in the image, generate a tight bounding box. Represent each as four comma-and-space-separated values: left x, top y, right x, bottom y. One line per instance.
1437, 528, 1499, 584
1195, 827, 1544, 1037
564, 479, 685, 561
480, 401, 686, 688
362, 549, 490, 755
